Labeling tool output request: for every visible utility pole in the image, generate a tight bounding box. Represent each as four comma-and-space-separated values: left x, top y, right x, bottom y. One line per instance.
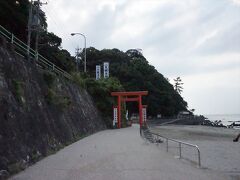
27, 0, 33, 59
27, 0, 47, 61
34, 0, 40, 61
84, 36, 86, 73
71, 33, 87, 73
75, 46, 81, 72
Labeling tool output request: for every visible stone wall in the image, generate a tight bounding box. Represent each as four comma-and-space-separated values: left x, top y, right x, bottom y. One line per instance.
0, 39, 106, 177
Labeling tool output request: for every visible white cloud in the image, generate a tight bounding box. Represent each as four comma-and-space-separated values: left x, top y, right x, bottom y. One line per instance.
194, 29, 219, 48
42, 0, 240, 114
183, 67, 240, 89
199, 53, 240, 68
163, 11, 197, 29
231, 0, 240, 6
109, 21, 146, 42
182, 68, 240, 114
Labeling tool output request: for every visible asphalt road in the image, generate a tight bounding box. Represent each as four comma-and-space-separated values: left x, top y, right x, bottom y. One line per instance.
11, 125, 232, 180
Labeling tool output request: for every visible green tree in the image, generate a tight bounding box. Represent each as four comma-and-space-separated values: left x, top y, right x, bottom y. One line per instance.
0, 1, 76, 73
83, 48, 188, 117
0, 1, 189, 117
174, 77, 184, 94
85, 77, 124, 128
0, 0, 29, 41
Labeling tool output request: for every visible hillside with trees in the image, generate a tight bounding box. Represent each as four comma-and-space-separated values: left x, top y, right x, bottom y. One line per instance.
0, 0, 188, 118
80, 48, 188, 117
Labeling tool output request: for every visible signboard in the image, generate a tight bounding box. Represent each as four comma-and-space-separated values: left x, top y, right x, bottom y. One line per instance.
142, 107, 147, 122
103, 62, 109, 78
96, 65, 101, 80
113, 106, 118, 127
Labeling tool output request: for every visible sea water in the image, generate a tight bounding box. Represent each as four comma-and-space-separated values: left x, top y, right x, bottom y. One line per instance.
204, 114, 240, 126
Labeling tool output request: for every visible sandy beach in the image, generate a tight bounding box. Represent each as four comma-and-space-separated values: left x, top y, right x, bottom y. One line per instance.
150, 125, 240, 178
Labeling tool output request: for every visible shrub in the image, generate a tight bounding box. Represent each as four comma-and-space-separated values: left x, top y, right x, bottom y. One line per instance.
72, 72, 86, 88
12, 79, 24, 103
85, 77, 124, 128
43, 72, 55, 88
45, 88, 56, 105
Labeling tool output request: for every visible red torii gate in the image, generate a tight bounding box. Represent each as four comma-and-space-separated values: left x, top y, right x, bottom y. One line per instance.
111, 91, 148, 128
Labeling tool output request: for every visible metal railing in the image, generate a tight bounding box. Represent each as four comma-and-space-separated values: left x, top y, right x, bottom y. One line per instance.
140, 126, 201, 167
0, 25, 72, 80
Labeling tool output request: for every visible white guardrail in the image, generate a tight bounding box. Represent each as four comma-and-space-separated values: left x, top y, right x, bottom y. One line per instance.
150, 132, 201, 167
0, 24, 72, 80
140, 126, 201, 167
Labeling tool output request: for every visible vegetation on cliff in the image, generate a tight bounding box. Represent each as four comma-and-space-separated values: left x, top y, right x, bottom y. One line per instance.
81, 48, 188, 117
0, 0, 188, 118
0, 44, 106, 176
72, 73, 124, 128
0, 1, 190, 178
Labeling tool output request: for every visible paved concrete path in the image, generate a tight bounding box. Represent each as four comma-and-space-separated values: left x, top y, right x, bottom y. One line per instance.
11, 125, 232, 180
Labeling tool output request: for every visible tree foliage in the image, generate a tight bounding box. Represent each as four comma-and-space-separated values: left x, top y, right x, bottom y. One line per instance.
85, 77, 124, 128
174, 77, 184, 94
0, 3, 188, 118
0, 0, 29, 41
0, 1, 76, 73
83, 47, 188, 117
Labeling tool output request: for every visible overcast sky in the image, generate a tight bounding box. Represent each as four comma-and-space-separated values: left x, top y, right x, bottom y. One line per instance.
42, 0, 240, 115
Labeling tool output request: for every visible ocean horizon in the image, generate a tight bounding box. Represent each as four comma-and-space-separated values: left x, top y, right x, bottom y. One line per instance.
204, 114, 240, 126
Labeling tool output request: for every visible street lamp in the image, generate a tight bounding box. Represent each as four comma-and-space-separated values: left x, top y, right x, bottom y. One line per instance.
71, 33, 87, 73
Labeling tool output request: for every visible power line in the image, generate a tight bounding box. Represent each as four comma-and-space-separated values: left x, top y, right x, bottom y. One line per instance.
42, 4, 77, 52
27, 0, 47, 61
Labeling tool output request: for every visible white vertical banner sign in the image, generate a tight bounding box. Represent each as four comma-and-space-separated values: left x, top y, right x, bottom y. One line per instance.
126, 110, 129, 121
142, 107, 147, 122
103, 62, 109, 78
113, 107, 118, 127
96, 65, 101, 80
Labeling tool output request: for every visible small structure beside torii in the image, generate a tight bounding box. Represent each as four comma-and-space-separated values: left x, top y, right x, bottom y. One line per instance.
111, 91, 148, 128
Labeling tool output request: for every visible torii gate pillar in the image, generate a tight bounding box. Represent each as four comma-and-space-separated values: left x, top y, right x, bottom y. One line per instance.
117, 95, 121, 128
111, 91, 148, 128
